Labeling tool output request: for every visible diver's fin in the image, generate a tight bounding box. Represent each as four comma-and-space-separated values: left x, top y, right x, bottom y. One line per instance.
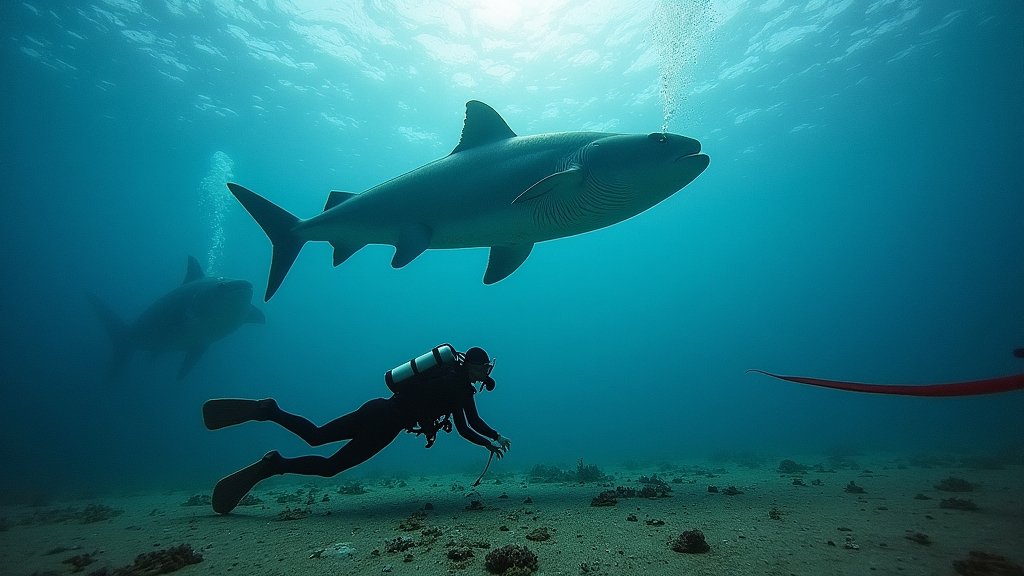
484, 244, 534, 284
227, 183, 306, 301
245, 306, 265, 325
212, 450, 281, 514
202, 398, 276, 430
184, 256, 205, 283
391, 224, 432, 268
178, 345, 207, 380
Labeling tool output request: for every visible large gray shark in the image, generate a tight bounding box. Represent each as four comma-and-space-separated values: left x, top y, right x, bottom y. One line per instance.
230, 100, 710, 300
90, 256, 265, 380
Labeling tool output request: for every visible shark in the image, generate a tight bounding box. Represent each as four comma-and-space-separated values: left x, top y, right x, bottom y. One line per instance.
90, 256, 265, 380
229, 100, 710, 301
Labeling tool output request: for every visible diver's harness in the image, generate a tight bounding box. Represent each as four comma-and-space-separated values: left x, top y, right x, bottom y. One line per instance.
385, 343, 461, 448
384, 343, 496, 483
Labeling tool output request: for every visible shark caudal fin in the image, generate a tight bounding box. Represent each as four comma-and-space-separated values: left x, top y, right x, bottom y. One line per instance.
227, 183, 305, 301
87, 294, 133, 380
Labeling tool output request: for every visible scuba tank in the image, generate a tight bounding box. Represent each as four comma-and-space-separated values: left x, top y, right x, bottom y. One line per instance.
385, 343, 458, 394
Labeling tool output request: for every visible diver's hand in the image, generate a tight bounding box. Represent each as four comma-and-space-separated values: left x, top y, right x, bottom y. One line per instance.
488, 439, 506, 459
496, 435, 512, 452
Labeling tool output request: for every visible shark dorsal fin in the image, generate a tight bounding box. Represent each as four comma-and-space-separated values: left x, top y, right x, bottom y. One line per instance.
450, 100, 517, 155
324, 191, 357, 211
184, 255, 205, 284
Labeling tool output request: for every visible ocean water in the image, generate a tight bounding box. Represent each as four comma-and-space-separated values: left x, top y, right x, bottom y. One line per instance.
1, 0, 1021, 511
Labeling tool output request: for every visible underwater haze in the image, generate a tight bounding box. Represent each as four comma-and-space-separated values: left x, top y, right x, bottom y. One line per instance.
1, 0, 1022, 507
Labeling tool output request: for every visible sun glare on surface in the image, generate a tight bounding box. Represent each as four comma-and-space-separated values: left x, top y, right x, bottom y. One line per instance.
457, 0, 553, 32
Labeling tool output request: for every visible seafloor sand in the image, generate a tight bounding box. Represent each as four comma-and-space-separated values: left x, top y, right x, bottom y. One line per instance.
2, 453, 1022, 576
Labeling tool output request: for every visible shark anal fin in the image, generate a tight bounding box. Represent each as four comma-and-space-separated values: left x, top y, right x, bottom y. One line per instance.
246, 306, 265, 325
184, 255, 205, 283
392, 224, 432, 269
450, 101, 517, 155
324, 191, 357, 212
330, 241, 365, 267
178, 345, 208, 380
511, 168, 584, 204
484, 244, 534, 284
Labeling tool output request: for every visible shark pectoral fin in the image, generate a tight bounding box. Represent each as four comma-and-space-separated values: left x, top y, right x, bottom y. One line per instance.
246, 306, 265, 325
329, 241, 364, 267
511, 168, 584, 204
178, 345, 208, 380
484, 244, 534, 284
391, 224, 432, 269
184, 255, 205, 283
324, 191, 357, 211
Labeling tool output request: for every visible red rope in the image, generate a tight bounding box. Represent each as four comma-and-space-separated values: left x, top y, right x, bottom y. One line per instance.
748, 370, 1024, 397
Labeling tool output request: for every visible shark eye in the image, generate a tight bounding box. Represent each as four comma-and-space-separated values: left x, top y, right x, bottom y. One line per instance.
648, 133, 668, 143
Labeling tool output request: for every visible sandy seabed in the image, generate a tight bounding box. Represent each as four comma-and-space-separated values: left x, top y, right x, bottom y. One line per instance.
2, 453, 1022, 576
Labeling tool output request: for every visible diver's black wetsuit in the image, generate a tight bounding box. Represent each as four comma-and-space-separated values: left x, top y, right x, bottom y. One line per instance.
261, 364, 500, 477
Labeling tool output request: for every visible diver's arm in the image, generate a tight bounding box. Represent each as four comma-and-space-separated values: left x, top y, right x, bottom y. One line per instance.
463, 394, 500, 440
452, 408, 494, 448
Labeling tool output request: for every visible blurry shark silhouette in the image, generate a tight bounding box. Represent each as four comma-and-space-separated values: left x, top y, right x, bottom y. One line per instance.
229, 100, 710, 300
90, 256, 264, 380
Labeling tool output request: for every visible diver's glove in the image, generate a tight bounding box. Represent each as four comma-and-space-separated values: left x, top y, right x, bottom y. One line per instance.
496, 435, 512, 452
487, 440, 505, 459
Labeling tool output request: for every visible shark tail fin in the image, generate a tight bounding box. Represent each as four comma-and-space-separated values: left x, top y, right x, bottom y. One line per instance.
87, 294, 133, 381
227, 183, 306, 301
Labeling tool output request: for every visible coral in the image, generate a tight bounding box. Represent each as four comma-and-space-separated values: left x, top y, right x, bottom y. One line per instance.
777, 459, 810, 474
721, 486, 744, 496
645, 519, 665, 526
905, 531, 931, 546
62, 552, 97, 572
576, 459, 606, 483
953, 551, 1024, 576
526, 527, 551, 541
180, 495, 211, 507
935, 477, 976, 492
338, 481, 366, 495
940, 497, 978, 511
768, 507, 783, 520
844, 481, 865, 494
670, 530, 710, 554
80, 504, 123, 524
707, 485, 718, 493
485, 544, 538, 575
108, 544, 202, 575
273, 508, 310, 521
399, 510, 427, 531
590, 491, 618, 507
447, 547, 473, 561
385, 536, 415, 553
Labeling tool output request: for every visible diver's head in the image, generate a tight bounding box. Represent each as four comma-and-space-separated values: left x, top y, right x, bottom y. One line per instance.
464, 346, 496, 391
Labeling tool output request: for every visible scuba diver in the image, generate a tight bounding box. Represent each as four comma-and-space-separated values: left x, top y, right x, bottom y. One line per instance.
203, 344, 511, 514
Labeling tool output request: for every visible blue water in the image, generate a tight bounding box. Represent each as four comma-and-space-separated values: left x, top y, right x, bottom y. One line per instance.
1, 1, 1021, 500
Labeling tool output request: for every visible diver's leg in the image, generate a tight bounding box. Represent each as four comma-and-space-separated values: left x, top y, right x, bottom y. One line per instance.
269, 398, 394, 446
212, 450, 283, 514
276, 424, 403, 477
